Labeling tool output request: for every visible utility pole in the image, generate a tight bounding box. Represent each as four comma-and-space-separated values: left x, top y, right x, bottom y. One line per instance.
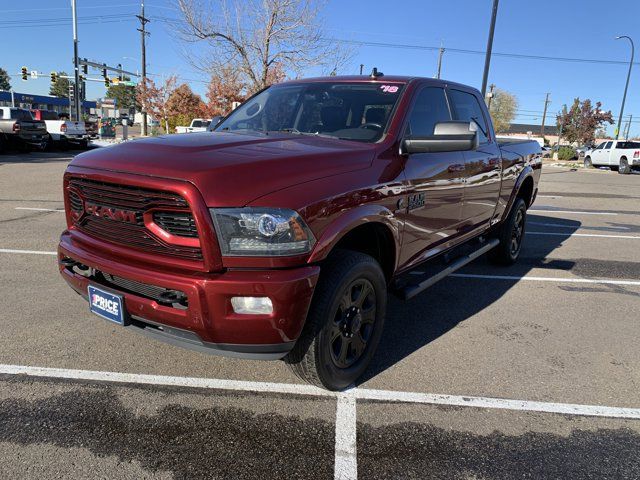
540, 92, 551, 138
137, 1, 150, 136
481, 0, 499, 96
436, 45, 445, 79
486, 83, 496, 110
556, 104, 567, 151
624, 114, 633, 140
614, 35, 634, 139
71, 0, 81, 121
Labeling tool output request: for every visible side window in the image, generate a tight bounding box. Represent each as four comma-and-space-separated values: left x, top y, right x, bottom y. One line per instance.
604, 141, 613, 149
595, 142, 605, 150
448, 89, 490, 144
406, 87, 451, 136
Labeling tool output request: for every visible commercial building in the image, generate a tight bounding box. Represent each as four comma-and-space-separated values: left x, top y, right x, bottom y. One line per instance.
0, 90, 96, 115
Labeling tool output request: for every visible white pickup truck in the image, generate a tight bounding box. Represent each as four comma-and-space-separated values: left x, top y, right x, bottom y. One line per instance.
175, 118, 212, 134
584, 140, 640, 174
31, 110, 88, 149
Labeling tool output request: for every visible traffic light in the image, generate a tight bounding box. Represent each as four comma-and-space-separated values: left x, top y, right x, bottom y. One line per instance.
50, 71, 58, 85
102, 64, 107, 78
21, 66, 28, 81
82, 64, 88, 75
68, 83, 75, 100
104, 77, 110, 88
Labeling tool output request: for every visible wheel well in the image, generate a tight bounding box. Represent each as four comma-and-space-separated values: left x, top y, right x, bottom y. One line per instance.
517, 176, 534, 207
332, 223, 395, 282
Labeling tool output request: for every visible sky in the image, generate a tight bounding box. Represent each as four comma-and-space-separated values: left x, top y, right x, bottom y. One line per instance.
2, 0, 640, 136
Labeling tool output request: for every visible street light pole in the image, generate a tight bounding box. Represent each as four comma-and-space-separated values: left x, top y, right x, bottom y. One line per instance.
615, 35, 634, 139
71, 0, 81, 121
481, 0, 499, 96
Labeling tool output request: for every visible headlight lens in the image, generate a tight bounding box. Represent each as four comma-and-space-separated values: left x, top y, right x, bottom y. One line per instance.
210, 207, 316, 256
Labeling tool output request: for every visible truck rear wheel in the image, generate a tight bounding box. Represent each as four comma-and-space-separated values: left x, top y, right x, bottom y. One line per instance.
489, 198, 527, 265
619, 157, 631, 175
285, 250, 387, 390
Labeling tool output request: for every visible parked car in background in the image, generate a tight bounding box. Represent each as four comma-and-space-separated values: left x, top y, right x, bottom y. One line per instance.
31, 109, 88, 150
541, 146, 551, 157
575, 145, 594, 158
0, 107, 47, 152
175, 118, 212, 133
84, 115, 99, 138
58, 75, 541, 390
584, 140, 640, 174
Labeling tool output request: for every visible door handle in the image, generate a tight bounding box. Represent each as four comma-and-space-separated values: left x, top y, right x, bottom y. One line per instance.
448, 164, 465, 172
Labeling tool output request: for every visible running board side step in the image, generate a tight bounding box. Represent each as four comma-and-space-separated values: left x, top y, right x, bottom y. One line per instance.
401, 238, 499, 300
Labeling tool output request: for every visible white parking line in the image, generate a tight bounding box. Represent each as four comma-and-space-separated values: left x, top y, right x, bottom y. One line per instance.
14, 207, 64, 212
530, 208, 618, 216
450, 273, 640, 287
0, 248, 57, 255
528, 221, 630, 230
3, 364, 640, 479
334, 393, 358, 480
537, 195, 564, 198
528, 231, 640, 239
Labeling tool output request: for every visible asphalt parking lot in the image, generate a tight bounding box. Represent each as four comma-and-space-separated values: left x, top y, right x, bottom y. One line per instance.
1, 150, 639, 479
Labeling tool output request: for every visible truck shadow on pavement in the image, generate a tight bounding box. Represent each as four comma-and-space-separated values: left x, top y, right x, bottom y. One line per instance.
361, 214, 586, 384
0, 378, 334, 480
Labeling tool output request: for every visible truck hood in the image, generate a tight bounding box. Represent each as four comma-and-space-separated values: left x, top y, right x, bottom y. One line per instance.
70, 132, 376, 206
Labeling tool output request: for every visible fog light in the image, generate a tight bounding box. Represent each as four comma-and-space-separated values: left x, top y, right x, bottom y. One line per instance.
231, 296, 273, 315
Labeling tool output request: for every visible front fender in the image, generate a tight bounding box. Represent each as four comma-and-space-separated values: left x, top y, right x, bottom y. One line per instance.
307, 204, 401, 265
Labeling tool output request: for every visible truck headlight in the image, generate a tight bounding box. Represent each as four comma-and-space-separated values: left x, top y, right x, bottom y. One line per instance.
210, 207, 316, 256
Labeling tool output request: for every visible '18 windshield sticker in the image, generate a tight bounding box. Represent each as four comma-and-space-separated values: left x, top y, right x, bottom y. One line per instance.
380, 85, 399, 93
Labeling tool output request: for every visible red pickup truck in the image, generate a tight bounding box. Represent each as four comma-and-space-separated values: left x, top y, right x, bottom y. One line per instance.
59, 74, 541, 390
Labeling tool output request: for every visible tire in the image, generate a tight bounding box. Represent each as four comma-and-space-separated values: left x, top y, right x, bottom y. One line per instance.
0, 134, 6, 154
43, 135, 54, 152
59, 138, 69, 151
285, 250, 387, 390
489, 198, 527, 265
619, 157, 631, 175
584, 156, 592, 168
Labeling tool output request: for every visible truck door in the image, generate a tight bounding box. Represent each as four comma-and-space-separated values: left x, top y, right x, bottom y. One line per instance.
602, 141, 613, 165
399, 85, 466, 263
447, 88, 502, 232
590, 142, 606, 165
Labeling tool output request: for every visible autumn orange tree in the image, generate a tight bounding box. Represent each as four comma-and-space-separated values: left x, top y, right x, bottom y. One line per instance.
556, 99, 614, 145
204, 67, 248, 117
166, 83, 206, 132
136, 76, 177, 134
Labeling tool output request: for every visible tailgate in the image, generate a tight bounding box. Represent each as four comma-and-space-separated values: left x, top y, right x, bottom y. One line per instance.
65, 121, 86, 135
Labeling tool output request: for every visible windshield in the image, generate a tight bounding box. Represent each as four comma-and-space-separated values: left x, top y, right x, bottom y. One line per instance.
11, 109, 34, 121
216, 81, 405, 142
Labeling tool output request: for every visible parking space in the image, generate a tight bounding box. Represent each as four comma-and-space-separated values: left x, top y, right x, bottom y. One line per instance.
1, 155, 639, 478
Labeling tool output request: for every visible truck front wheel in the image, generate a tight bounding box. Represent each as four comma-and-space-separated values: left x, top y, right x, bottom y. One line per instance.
489, 198, 527, 265
285, 250, 387, 390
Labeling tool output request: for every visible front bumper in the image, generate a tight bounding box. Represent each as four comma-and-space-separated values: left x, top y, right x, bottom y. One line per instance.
59, 230, 320, 360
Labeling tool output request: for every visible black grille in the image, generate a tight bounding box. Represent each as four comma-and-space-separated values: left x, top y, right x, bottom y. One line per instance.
69, 190, 83, 213
68, 178, 202, 261
153, 211, 198, 238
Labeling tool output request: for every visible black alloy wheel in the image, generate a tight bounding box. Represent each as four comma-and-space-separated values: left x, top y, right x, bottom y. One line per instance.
329, 278, 376, 369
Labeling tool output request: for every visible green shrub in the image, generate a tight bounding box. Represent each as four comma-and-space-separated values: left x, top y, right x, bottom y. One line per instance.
558, 146, 577, 161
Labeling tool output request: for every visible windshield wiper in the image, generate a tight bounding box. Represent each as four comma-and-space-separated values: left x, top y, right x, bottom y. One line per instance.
272, 128, 335, 139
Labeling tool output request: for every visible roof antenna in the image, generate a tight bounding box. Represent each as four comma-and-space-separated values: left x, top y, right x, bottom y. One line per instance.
370, 67, 384, 79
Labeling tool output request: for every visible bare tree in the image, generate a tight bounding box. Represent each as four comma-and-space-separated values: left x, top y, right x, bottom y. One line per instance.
177, 0, 351, 93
